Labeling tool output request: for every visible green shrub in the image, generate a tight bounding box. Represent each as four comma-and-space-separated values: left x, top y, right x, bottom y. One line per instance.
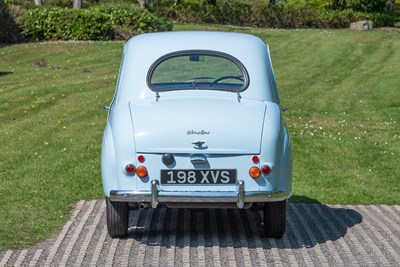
150, 0, 396, 28
98, 4, 172, 35
20, 5, 172, 41
364, 10, 397, 26
21, 8, 113, 40
67, 9, 113, 40
328, 0, 348, 10
285, 0, 329, 9
347, 0, 388, 12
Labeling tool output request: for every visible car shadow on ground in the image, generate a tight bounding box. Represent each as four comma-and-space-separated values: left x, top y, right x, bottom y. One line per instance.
0, 71, 13, 77
126, 202, 362, 249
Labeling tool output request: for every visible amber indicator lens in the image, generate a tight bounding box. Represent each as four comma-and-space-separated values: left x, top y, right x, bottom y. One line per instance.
125, 164, 136, 175
252, 155, 259, 164
249, 167, 261, 178
136, 166, 148, 178
138, 155, 145, 163
261, 165, 271, 175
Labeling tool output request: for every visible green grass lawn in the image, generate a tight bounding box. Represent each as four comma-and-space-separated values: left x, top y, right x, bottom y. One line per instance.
1, 25, 399, 250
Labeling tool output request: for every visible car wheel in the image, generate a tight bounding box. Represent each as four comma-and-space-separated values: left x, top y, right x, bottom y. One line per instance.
263, 200, 286, 238
106, 197, 128, 238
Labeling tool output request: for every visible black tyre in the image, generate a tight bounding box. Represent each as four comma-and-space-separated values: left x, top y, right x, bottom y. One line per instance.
106, 197, 129, 238
263, 200, 286, 238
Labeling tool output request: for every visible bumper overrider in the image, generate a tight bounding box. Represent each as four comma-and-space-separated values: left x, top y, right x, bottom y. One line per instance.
109, 180, 287, 209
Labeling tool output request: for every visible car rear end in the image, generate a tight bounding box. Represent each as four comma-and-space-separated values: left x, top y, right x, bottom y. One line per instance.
108, 96, 286, 210
101, 31, 292, 238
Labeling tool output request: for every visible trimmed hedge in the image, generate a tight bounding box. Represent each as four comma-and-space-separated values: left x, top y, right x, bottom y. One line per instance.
98, 5, 172, 39
21, 8, 112, 40
150, 0, 396, 28
19, 4, 172, 41
2, 1, 397, 43
347, 0, 388, 12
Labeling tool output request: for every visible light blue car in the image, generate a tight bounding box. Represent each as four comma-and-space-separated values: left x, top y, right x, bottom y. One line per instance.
102, 31, 292, 238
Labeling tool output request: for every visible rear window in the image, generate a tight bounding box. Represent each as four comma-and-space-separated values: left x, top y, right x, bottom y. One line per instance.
147, 50, 249, 92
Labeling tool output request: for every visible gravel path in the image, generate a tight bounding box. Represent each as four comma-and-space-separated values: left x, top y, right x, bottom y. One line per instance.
1, 200, 400, 266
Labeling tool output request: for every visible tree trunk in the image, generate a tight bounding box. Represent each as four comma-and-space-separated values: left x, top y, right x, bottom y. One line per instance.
73, 0, 82, 9
34, 0, 42, 6
138, 0, 151, 9
138, 0, 145, 8
389, 0, 396, 11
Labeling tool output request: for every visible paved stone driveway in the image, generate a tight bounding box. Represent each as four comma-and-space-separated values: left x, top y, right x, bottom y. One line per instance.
1, 200, 400, 266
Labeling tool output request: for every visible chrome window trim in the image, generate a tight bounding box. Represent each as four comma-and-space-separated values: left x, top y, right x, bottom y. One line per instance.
147, 50, 250, 93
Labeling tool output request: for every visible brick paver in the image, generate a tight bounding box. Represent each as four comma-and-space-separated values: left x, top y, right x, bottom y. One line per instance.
1, 201, 400, 266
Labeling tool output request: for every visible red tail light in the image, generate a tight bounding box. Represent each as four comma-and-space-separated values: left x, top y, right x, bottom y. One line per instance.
261, 165, 271, 175
138, 155, 145, 163
252, 155, 259, 164
125, 164, 136, 175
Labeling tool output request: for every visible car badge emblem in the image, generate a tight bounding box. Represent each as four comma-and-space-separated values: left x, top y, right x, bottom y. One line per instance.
187, 130, 210, 135
192, 141, 205, 147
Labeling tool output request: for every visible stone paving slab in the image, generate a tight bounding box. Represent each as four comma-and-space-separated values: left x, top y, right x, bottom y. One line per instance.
1, 200, 400, 266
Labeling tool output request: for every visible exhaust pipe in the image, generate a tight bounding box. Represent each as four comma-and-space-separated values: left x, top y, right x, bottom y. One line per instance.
139, 202, 150, 210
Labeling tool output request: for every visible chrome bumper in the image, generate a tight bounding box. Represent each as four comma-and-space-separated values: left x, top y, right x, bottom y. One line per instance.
109, 180, 286, 209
